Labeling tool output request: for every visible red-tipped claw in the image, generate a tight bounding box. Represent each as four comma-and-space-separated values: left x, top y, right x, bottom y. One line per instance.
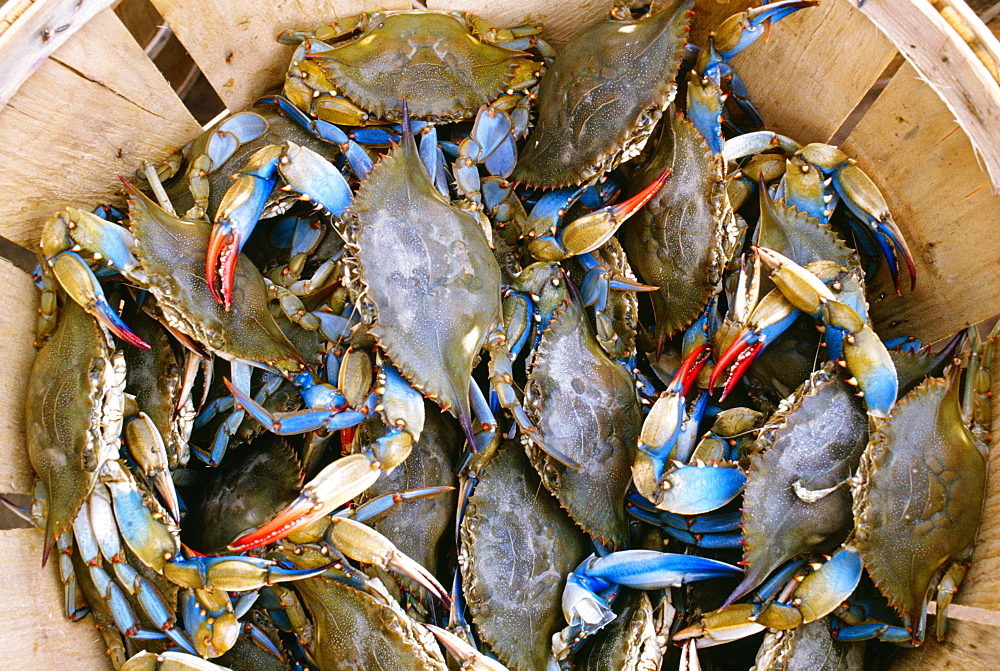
708, 331, 764, 400
675, 343, 711, 397
206, 224, 240, 310
227, 453, 381, 551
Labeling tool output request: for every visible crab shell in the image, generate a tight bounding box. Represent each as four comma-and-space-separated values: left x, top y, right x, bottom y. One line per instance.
511, 0, 693, 188
127, 189, 305, 378
752, 618, 864, 671
620, 110, 739, 347
573, 589, 669, 671
25, 299, 125, 556
460, 442, 591, 671
281, 546, 448, 670
851, 375, 986, 636
342, 115, 502, 443
285, 11, 541, 123
728, 365, 869, 603
523, 288, 642, 548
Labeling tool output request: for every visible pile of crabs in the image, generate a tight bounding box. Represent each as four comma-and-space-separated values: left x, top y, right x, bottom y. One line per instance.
21, 1, 998, 669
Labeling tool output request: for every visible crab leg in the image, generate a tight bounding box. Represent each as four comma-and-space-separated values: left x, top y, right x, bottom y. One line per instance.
713, 1, 820, 61
226, 452, 383, 551
163, 556, 331, 591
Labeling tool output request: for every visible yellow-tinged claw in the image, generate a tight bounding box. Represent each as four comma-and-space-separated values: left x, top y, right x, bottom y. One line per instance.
125, 413, 180, 523
754, 246, 836, 316
673, 603, 764, 647
227, 453, 381, 551
328, 517, 450, 603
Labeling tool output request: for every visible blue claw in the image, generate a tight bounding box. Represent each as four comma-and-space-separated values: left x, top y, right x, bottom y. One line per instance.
49, 251, 150, 349
656, 463, 747, 515
585, 550, 742, 589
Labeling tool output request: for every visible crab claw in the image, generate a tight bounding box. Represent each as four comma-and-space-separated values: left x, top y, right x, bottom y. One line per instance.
49, 251, 150, 349
207, 144, 282, 308
673, 603, 765, 647
584, 550, 742, 590
328, 517, 450, 604
655, 462, 747, 515
163, 556, 332, 592
528, 168, 670, 261
755, 546, 864, 630
709, 290, 800, 398
227, 453, 381, 551
714, 1, 819, 61
708, 330, 764, 399
832, 162, 916, 293
425, 624, 510, 671
843, 324, 898, 418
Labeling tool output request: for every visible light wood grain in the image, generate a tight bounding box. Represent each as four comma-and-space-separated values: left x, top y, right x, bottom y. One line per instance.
0, 0, 116, 108
892, 620, 1000, 669
724, 0, 898, 144
0, 8, 201, 247
858, 0, 1000, 191
0, 261, 41, 498
0, 528, 111, 668
150, 0, 411, 114
841, 61, 1000, 346
425, 0, 606, 47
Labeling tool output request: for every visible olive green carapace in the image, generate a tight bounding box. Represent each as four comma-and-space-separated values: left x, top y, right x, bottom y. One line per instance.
853, 376, 986, 634
756, 186, 860, 279
461, 443, 591, 671
575, 590, 665, 671
753, 619, 865, 671
729, 366, 869, 603
185, 437, 303, 553
314, 13, 530, 122
511, 0, 693, 188
26, 299, 121, 553
346, 122, 502, 442
127, 189, 304, 377
621, 111, 736, 348
286, 549, 448, 671
525, 295, 641, 548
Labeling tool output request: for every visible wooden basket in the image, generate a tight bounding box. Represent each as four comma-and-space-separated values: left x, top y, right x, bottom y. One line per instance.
1, 0, 998, 667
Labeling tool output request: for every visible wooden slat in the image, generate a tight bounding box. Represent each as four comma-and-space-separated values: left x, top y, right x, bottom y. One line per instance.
0, 528, 111, 668
892, 620, 1000, 669
0, 0, 116, 108
0, 260, 43, 498
841, 61, 1000, 345
150, 0, 410, 114
690, 0, 757, 48
723, 0, 898, 144
424, 0, 605, 47
858, 0, 1000, 191
0, 8, 201, 247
